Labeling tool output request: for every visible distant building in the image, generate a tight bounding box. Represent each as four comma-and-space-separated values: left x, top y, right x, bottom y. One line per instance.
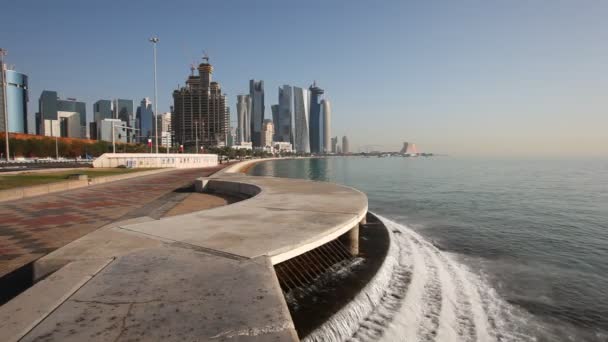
93, 100, 112, 123
156, 112, 172, 148
37, 91, 86, 138
89, 122, 98, 140
0, 64, 28, 133
249, 80, 264, 147
271, 104, 279, 142
273, 141, 293, 154
342, 135, 350, 154
331, 136, 338, 153
321, 99, 331, 154
233, 141, 252, 150
172, 58, 229, 149
261, 119, 274, 147
293, 87, 310, 153
308, 82, 324, 154
99, 118, 127, 143
277, 85, 294, 144
136, 97, 154, 143
236, 94, 251, 143
114, 99, 135, 141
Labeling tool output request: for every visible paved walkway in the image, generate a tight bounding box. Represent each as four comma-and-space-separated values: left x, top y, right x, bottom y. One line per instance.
0, 165, 227, 279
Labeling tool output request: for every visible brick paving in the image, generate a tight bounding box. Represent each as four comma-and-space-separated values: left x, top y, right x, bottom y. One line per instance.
0, 165, 228, 279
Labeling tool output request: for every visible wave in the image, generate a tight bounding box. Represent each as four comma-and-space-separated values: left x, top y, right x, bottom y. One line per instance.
304, 214, 538, 342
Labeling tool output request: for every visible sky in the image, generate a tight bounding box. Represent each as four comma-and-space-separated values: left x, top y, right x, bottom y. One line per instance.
1, 0, 607, 157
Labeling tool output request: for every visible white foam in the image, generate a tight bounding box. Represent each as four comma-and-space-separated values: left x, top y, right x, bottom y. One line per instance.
305, 213, 537, 342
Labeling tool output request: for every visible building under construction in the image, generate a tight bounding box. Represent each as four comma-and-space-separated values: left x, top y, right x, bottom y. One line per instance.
172, 57, 228, 149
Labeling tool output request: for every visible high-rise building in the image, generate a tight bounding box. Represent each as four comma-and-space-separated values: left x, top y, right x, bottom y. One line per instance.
136, 97, 154, 142
271, 104, 279, 142
277, 85, 294, 144
249, 79, 264, 147
99, 118, 128, 143
342, 135, 350, 154
156, 112, 172, 148
37, 91, 86, 138
0, 64, 28, 134
331, 136, 338, 153
308, 82, 325, 154
293, 87, 310, 153
236, 94, 251, 143
172, 58, 229, 149
93, 100, 112, 123
321, 99, 331, 154
262, 119, 274, 147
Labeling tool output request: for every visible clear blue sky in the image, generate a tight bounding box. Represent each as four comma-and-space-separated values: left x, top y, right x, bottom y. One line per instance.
2, 0, 607, 156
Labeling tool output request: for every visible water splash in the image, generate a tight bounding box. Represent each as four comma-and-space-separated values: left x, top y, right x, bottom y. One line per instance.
304, 214, 538, 342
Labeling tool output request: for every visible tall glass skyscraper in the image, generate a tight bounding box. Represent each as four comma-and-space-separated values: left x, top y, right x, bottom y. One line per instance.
278, 85, 294, 144
308, 82, 324, 154
249, 80, 264, 147
321, 99, 331, 154
293, 87, 310, 154
0, 68, 28, 133
93, 100, 112, 123
236, 94, 251, 143
136, 97, 154, 142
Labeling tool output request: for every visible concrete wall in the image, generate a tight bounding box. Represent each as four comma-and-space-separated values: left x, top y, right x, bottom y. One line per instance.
93, 153, 218, 169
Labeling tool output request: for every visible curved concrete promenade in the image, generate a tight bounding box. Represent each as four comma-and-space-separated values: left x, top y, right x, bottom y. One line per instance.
0, 159, 368, 342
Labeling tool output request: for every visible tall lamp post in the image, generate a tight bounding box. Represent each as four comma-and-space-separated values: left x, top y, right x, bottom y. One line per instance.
0, 48, 9, 161
149, 37, 159, 154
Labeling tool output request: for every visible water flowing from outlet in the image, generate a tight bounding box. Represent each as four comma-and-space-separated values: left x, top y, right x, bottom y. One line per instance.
304, 214, 540, 342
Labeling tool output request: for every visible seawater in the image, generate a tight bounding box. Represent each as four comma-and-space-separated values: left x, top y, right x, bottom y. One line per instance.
249, 157, 608, 341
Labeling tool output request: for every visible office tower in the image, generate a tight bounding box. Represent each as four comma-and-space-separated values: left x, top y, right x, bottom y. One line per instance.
293, 87, 310, 153
331, 136, 338, 153
114, 99, 133, 125
271, 104, 279, 142
93, 100, 112, 123
321, 99, 331, 154
308, 82, 324, 154
172, 57, 229, 148
92, 100, 113, 140
261, 119, 274, 147
0, 64, 28, 133
236, 94, 251, 143
38, 91, 86, 138
156, 112, 172, 148
249, 79, 264, 147
277, 85, 294, 144
342, 135, 350, 154
136, 97, 154, 142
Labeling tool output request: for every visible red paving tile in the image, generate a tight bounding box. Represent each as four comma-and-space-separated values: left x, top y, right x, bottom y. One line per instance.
0, 164, 229, 278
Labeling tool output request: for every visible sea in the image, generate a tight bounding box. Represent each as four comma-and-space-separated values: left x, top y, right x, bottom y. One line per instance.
248, 157, 608, 342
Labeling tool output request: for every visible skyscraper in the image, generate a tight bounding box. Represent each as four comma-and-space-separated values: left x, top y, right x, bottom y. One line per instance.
157, 112, 172, 148
331, 136, 338, 154
249, 80, 264, 147
277, 85, 294, 144
136, 97, 154, 142
0, 65, 28, 134
271, 104, 279, 142
342, 135, 350, 154
261, 119, 274, 147
93, 100, 112, 123
321, 99, 331, 154
293, 87, 310, 153
172, 57, 229, 149
308, 82, 324, 154
37, 91, 86, 138
236, 94, 251, 143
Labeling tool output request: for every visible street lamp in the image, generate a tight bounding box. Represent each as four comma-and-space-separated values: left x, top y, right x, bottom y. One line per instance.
149, 37, 159, 154
0, 48, 9, 162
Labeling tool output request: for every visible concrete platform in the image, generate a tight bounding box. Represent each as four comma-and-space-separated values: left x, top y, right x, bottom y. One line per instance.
0, 159, 368, 341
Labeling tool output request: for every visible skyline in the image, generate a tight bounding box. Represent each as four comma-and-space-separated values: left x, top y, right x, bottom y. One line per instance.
2, 0, 608, 156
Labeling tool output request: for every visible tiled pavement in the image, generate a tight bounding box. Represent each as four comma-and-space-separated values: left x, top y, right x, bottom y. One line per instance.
0, 165, 228, 279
